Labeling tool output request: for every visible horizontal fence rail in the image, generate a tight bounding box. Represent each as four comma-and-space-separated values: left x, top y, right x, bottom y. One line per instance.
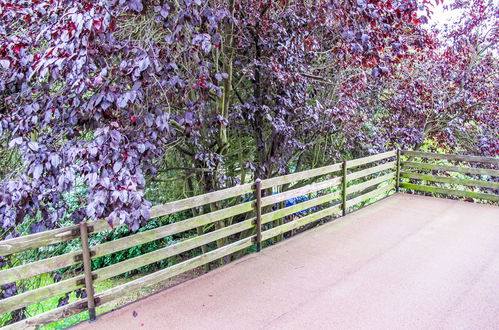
2, 149, 497, 328
400, 150, 499, 202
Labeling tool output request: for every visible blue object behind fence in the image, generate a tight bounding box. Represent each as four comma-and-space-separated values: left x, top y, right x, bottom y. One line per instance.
285, 194, 316, 215
244, 192, 316, 216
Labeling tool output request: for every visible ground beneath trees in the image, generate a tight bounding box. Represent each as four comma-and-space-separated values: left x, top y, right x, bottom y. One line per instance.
75, 194, 499, 329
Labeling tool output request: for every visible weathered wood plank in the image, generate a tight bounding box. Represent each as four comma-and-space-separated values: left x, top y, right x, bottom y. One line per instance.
260, 163, 342, 189
346, 150, 396, 169
3, 233, 250, 328
261, 204, 342, 241
0, 251, 81, 286
400, 183, 499, 201
3, 298, 87, 330
346, 172, 396, 195
346, 184, 395, 208
0, 220, 120, 257
0, 201, 253, 286
346, 161, 396, 181
94, 219, 254, 282
401, 161, 499, 177
0, 218, 255, 315
4, 236, 252, 323
261, 191, 342, 225
91, 202, 253, 261
400, 172, 499, 189
3, 233, 247, 329
261, 177, 341, 207
149, 183, 253, 218
0, 274, 84, 315
95, 238, 253, 307
402, 150, 499, 165
0, 183, 252, 257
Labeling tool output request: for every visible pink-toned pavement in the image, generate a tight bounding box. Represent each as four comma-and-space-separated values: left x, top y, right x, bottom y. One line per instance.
76, 194, 499, 330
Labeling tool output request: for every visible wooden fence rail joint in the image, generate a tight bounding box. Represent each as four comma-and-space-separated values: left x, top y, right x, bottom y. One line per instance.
74, 250, 96, 262
70, 228, 80, 237
76, 297, 101, 310
65, 225, 96, 238
76, 274, 97, 286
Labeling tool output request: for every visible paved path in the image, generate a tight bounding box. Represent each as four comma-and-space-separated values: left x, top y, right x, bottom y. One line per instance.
76, 194, 499, 330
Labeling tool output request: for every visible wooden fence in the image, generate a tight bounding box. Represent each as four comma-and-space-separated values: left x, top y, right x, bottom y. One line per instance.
0, 150, 497, 329
399, 151, 499, 202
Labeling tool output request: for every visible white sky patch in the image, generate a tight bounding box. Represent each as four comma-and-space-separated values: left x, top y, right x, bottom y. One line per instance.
421, 0, 463, 34
422, 0, 498, 55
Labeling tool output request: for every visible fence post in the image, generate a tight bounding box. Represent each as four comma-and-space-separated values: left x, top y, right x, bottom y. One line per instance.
253, 179, 262, 252
79, 222, 97, 321
396, 149, 401, 193
342, 160, 348, 216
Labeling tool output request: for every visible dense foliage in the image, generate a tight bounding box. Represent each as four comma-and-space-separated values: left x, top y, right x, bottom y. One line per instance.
0, 0, 498, 325
0, 0, 497, 232
372, 0, 498, 153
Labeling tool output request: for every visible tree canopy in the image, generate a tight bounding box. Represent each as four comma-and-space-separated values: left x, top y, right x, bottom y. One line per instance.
0, 0, 497, 234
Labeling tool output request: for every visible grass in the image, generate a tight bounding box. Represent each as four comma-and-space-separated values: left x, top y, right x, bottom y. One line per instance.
24, 276, 131, 330
0, 275, 137, 329
34, 267, 205, 329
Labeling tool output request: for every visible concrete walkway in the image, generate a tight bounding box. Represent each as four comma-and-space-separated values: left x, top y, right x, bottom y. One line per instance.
76, 194, 499, 330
